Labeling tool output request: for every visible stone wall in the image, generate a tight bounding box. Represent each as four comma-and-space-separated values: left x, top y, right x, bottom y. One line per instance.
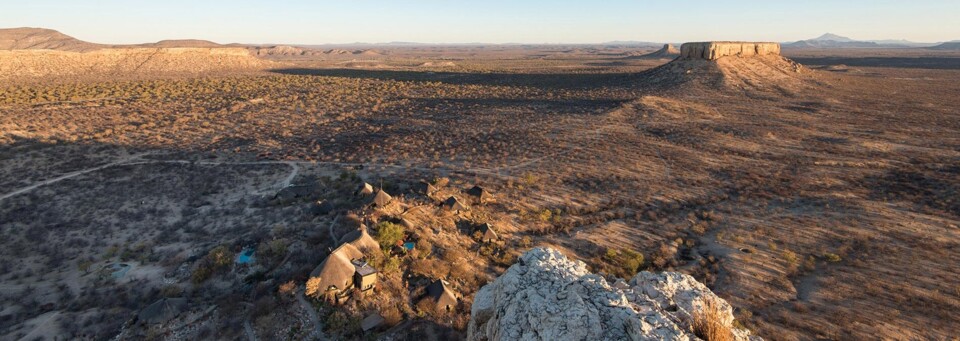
680, 42, 781, 60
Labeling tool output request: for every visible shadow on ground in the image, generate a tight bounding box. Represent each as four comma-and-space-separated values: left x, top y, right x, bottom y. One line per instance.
790, 57, 960, 70
268, 68, 645, 89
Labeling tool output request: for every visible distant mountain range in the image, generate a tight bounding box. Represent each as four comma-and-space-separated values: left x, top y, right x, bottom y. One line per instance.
3, 27, 958, 52
784, 33, 941, 48
929, 42, 960, 50
0, 27, 226, 51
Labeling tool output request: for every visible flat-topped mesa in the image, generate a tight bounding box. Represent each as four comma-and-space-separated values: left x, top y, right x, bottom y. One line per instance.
680, 42, 781, 60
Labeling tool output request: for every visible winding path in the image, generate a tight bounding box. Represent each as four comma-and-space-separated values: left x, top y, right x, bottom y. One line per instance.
0, 156, 510, 202
296, 288, 327, 339
0, 99, 640, 202
0, 152, 149, 201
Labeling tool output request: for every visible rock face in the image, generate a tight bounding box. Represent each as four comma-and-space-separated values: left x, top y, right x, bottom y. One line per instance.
467, 248, 761, 341
638, 44, 681, 59
0, 48, 271, 80
679, 42, 781, 60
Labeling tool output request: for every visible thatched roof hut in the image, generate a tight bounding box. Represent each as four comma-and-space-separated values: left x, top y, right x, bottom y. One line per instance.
357, 182, 374, 196
466, 185, 490, 203
370, 189, 393, 207
339, 225, 381, 252
478, 223, 500, 242
442, 196, 469, 212
138, 298, 188, 325
415, 181, 438, 195
422, 279, 459, 313
310, 243, 365, 293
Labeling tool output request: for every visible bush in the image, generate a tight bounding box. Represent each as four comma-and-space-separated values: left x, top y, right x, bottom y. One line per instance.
692, 298, 735, 341
191, 265, 212, 284
604, 248, 645, 277
374, 221, 404, 250
208, 245, 233, 268
824, 253, 842, 263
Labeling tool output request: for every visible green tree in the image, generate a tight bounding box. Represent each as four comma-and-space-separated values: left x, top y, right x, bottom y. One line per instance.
375, 222, 404, 250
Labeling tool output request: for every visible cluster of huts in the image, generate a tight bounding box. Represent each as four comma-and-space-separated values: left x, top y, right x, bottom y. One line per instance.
307, 225, 381, 303
306, 180, 477, 316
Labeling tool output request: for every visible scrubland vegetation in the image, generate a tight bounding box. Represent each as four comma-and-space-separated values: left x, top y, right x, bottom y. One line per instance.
2, 46, 959, 340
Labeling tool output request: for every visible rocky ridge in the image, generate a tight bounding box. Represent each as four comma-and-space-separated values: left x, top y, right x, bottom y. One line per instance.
637, 41, 809, 91
636, 44, 681, 59
0, 48, 271, 80
679, 42, 781, 61
467, 248, 761, 341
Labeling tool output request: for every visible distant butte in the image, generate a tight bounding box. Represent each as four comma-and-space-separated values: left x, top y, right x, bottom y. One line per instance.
679, 42, 781, 60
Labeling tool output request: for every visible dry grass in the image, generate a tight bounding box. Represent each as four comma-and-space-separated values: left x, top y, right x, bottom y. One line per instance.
691, 298, 735, 341
1, 46, 959, 340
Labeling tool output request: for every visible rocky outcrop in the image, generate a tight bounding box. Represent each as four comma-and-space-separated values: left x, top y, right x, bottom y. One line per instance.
467, 248, 761, 341
679, 42, 781, 60
0, 48, 271, 80
251, 45, 326, 57
638, 44, 681, 59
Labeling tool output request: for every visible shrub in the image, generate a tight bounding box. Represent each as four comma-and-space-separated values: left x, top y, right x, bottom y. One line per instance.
781, 250, 798, 266
824, 253, 842, 263
691, 298, 735, 341
278, 281, 296, 296
305, 277, 322, 298
538, 209, 553, 222
621, 249, 645, 274
191, 265, 212, 284
604, 248, 645, 277
208, 245, 233, 268
519, 236, 532, 248
374, 222, 404, 250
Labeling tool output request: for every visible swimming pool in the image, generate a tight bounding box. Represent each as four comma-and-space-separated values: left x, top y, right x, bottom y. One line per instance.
237, 248, 255, 264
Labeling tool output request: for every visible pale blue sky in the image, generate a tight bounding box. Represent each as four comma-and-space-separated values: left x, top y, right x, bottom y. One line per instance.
3, 0, 958, 44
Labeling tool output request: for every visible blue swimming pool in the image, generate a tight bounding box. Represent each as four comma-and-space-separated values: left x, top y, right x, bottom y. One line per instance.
237, 248, 255, 264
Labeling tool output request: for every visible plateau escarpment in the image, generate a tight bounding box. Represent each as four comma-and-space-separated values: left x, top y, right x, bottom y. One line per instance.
0, 48, 271, 81
639, 41, 809, 91
679, 42, 781, 60
468, 248, 761, 341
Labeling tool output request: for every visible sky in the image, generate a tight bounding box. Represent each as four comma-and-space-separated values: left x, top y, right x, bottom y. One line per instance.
3, 0, 959, 44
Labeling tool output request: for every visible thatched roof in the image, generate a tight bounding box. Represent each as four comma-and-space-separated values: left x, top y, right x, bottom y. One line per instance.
467, 185, 489, 201
357, 183, 374, 196
479, 223, 499, 241
309, 243, 365, 292
371, 189, 393, 207
138, 298, 188, 325
443, 196, 469, 211
339, 225, 381, 252
416, 181, 438, 195
423, 279, 459, 312
361, 313, 385, 331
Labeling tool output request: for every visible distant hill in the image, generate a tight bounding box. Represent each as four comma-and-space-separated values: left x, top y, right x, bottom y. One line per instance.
812, 33, 856, 42
0, 27, 104, 51
929, 42, 960, 50
786, 33, 881, 48
0, 27, 229, 51
785, 33, 934, 48
141, 39, 223, 48
630, 44, 680, 59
